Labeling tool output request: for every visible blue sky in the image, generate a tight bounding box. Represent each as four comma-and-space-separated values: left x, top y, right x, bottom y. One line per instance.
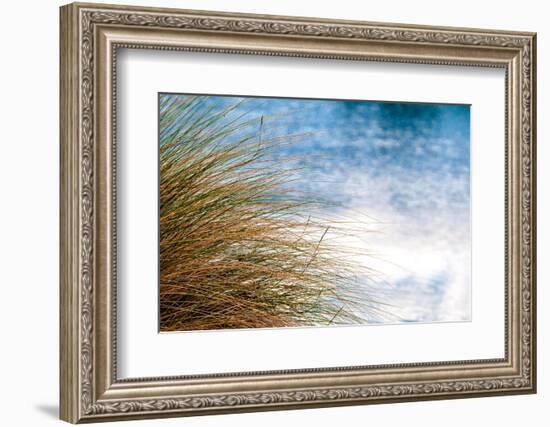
162, 93, 471, 324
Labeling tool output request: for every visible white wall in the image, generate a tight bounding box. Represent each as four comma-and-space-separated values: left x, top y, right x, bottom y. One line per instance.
0, 0, 545, 426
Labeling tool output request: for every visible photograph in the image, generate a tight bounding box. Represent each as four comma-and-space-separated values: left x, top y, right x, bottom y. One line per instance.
159, 93, 471, 332
56, 2, 536, 422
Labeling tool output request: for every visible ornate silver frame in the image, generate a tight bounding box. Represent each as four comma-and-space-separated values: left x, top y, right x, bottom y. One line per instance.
60, 2, 537, 423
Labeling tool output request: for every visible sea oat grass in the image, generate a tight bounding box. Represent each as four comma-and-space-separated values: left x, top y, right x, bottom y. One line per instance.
159, 94, 380, 331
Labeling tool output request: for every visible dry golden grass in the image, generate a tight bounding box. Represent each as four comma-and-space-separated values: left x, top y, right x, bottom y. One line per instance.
159, 94, 380, 331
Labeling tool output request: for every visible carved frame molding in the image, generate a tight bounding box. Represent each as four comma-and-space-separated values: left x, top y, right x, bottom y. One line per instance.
60, 2, 536, 423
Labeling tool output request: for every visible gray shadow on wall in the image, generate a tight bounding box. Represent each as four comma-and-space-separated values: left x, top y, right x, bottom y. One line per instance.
35, 404, 58, 419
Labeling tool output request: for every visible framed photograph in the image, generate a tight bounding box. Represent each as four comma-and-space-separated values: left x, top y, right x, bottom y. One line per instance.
60, 2, 537, 423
